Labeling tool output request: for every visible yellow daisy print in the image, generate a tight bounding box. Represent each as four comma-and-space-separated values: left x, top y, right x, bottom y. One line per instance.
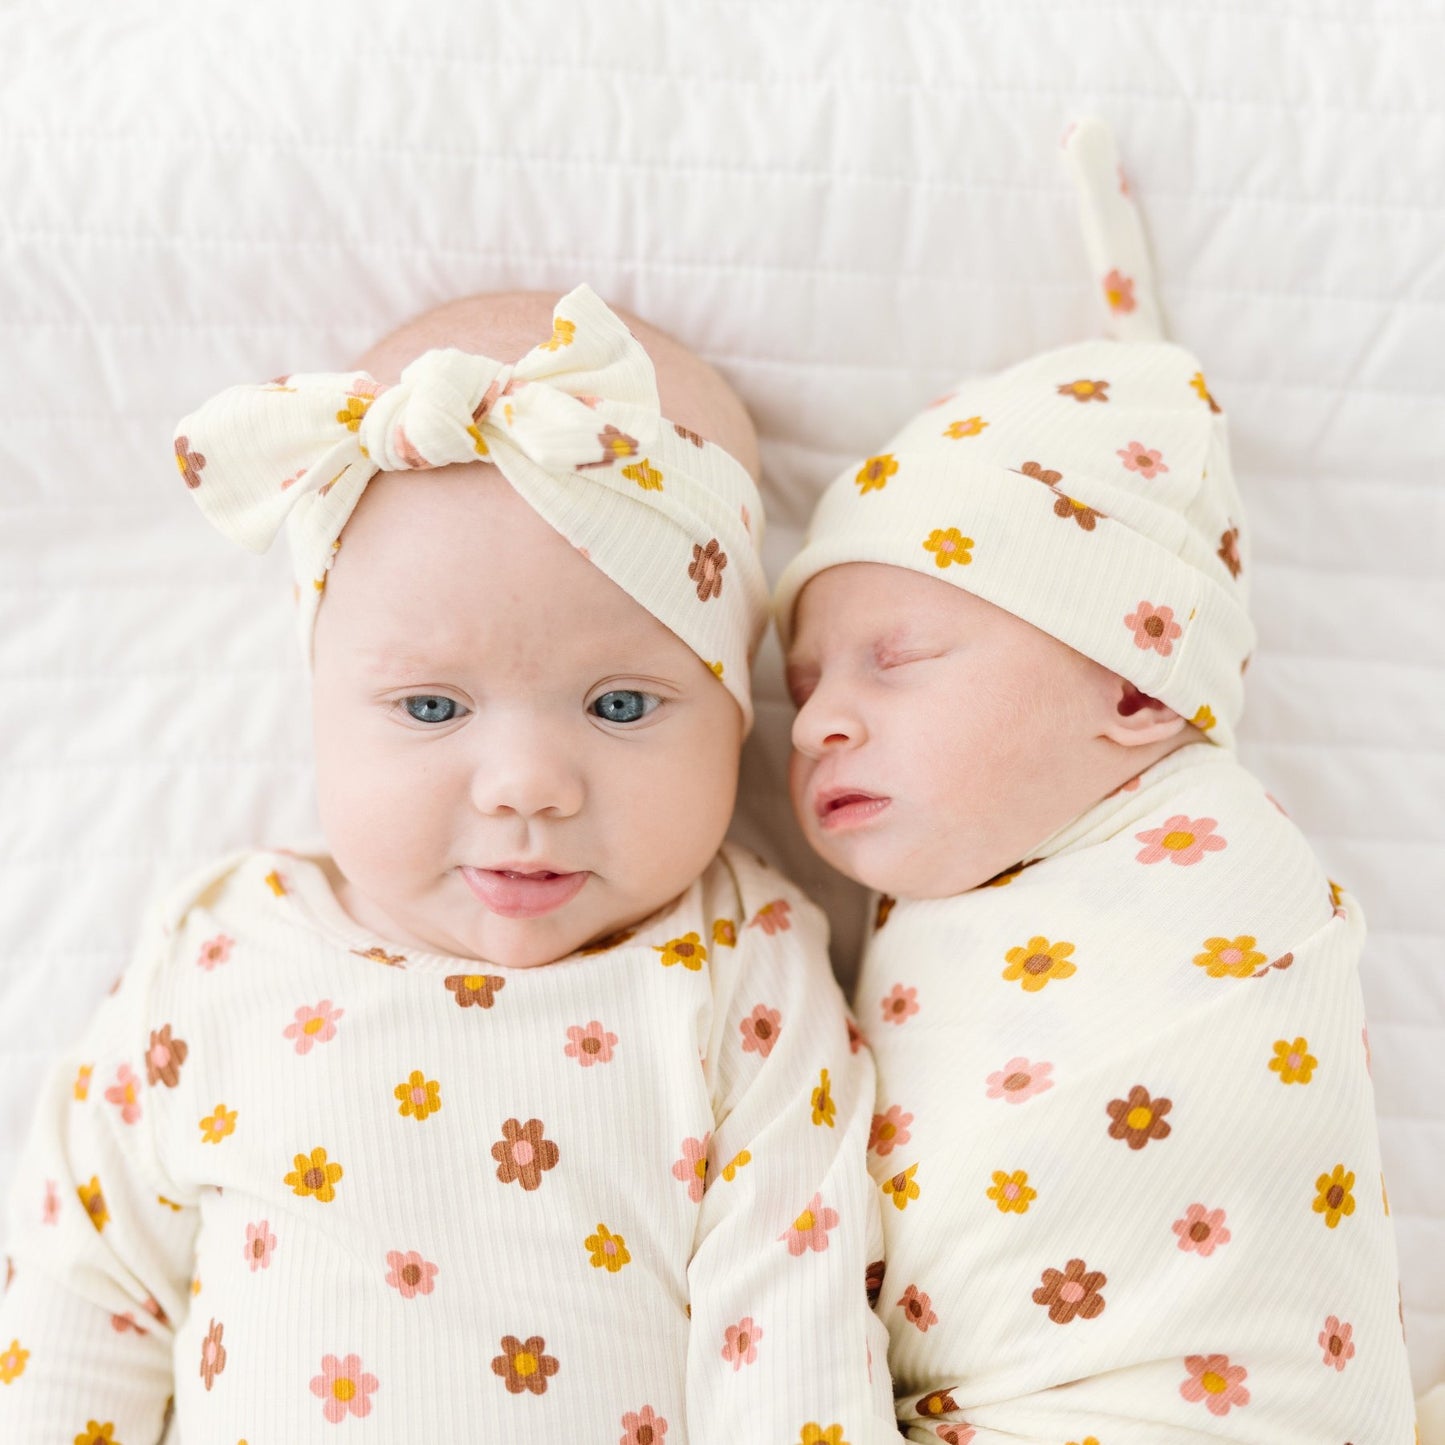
987, 1169, 1036, 1215
395, 1070, 442, 1121
721, 1149, 752, 1182
584, 1223, 631, 1273
923, 528, 973, 568
72, 1422, 119, 1444
336, 395, 372, 432
655, 933, 707, 971
199, 1103, 237, 1144
712, 918, 737, 949
855, 453, 898, 494
621, 458, 663, 491
882, 1163, 920, 1212
73, 1063, 92, 1101
466, 423, 490, 457
1269, 1038, 1317, 1085
286, 1147, 343, 1204
943, 416, 988, 439
800, 1427, 849, 1445
77, 1177, 108, 1233
0, 1337, 29, 1383
1002, 936, 1077, 992
1191, 704, 1217, 731
1313, 1165, 1355, 1228
1192, 935, 1266, 978
811, 1069, 836, 1128
539, 316, 576, 351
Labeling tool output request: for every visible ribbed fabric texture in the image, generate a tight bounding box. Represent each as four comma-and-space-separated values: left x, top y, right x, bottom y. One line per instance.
856, 745, 1414, 1442
0, 845, 897, 1443
175, 284, 769, 726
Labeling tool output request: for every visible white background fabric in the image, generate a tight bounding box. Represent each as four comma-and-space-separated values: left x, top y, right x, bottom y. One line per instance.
1, 0, 1442, 1416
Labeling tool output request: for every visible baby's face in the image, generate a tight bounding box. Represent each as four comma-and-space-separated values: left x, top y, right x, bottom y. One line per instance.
786, 563, 1145, 899
310, 465, 743, 968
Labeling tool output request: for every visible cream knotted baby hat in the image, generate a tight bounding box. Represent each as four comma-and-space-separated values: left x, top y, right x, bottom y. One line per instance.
774, 119, 1255, 748
174, 285, 768, 726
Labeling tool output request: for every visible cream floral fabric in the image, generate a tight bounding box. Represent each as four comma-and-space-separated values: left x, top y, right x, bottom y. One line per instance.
857, 745, 1414, 1442
175, 284, 768, 725
0, 846, 895, 1443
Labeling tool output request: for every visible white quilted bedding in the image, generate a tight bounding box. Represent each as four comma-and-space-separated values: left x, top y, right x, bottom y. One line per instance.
2, 0, 1442, 1425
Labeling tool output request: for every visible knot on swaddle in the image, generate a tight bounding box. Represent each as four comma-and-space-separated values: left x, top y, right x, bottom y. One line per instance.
775, 117, 1254, 748
175, 285, 769, 726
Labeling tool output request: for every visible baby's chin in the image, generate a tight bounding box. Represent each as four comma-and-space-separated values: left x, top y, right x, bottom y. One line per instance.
809, 825, 1014, 902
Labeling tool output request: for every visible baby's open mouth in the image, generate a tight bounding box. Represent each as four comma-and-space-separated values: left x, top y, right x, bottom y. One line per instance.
458, 865, 588, 920
815, 790, 891, 830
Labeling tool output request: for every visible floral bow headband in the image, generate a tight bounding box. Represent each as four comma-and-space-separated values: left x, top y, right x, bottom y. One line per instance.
174, 284, 768, 725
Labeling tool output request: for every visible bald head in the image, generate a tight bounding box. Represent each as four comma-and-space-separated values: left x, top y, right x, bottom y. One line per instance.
352, 290, 760, 481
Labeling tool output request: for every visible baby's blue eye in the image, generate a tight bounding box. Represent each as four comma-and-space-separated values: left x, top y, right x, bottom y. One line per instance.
403, 695, 461, 725
591, 690, 658, 725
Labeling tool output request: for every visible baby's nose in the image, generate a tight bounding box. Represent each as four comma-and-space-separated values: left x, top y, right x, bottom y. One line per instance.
469, 721, 585, 819
790, 681, 864, 757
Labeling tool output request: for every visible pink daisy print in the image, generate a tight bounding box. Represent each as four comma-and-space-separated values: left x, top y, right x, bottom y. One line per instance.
721, 1317, 762, 1370
671, 1134, 711, 1202
984, 1057, 1054, 1104
898, 1283, 938, 1332
1117, 440, 1169, 479
385, 1249, 438, 1300
869, 1104, 913, 1158
620, 1406, 668, 1444
739, 1003, 782, 1058
779, 1192, 839, 1255
104, 1064, 143, 1125
42, 1180, 59, 1225
1180, 1354, 1250, 1416
748, 898, 792, 934
564, 1021, 617, 1068
283, 999, 344, 1055
244, 1220, 277, 1272
1172, 1204, 1231, 1257
1102, 268, 1137, 314
1319, 1316, 1355, 1371
195, 933, 233, 970
1135, 815, 1228, 867
310, 1353, 379, 1422
1124, 600, 1183, 656
880, 983, 919, 1026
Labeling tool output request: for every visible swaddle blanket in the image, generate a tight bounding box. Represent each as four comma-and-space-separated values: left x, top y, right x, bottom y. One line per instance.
857, 743, 1414, 1442
0, 845, 895, 1443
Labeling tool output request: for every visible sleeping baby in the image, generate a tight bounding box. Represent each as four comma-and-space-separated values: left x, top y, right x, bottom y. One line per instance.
774, 120, 1417, 1443
0, 286, 895, 1442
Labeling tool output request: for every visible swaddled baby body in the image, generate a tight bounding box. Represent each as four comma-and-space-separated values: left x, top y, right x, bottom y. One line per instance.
0, 288, 895, 1443
775, 121, 1417, 1443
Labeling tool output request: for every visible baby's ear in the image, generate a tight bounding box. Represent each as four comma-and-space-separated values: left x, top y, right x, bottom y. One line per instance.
1098, 678, 1190, 748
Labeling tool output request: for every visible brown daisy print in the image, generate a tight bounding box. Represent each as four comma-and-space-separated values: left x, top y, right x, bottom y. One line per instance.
688, 539, 727, 601
915, 1388, 959, 1419
1106, 1085, 1173, 1150
175, 436, 206, 490
874, 895, 896, 930
1033, 1258, 1107, 1323
492, 1118, 559, 1191
1218, 525, 1242, 578
200, 1318, 227, 1390
445, 974, 504, 1009
578, 425, 640, 468
673, 422, 705, 447
1057, 379, 1110, 404
491, 1334, 559, 1396
1052, 493, 1104, 530
1018, 460, 1063, 487
865, 1258, 885, 1308
146, 1025, 188, 1088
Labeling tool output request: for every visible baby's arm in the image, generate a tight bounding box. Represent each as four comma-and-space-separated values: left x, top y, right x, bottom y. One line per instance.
0, 905, 194, 1440
686, 850, 896, 1445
